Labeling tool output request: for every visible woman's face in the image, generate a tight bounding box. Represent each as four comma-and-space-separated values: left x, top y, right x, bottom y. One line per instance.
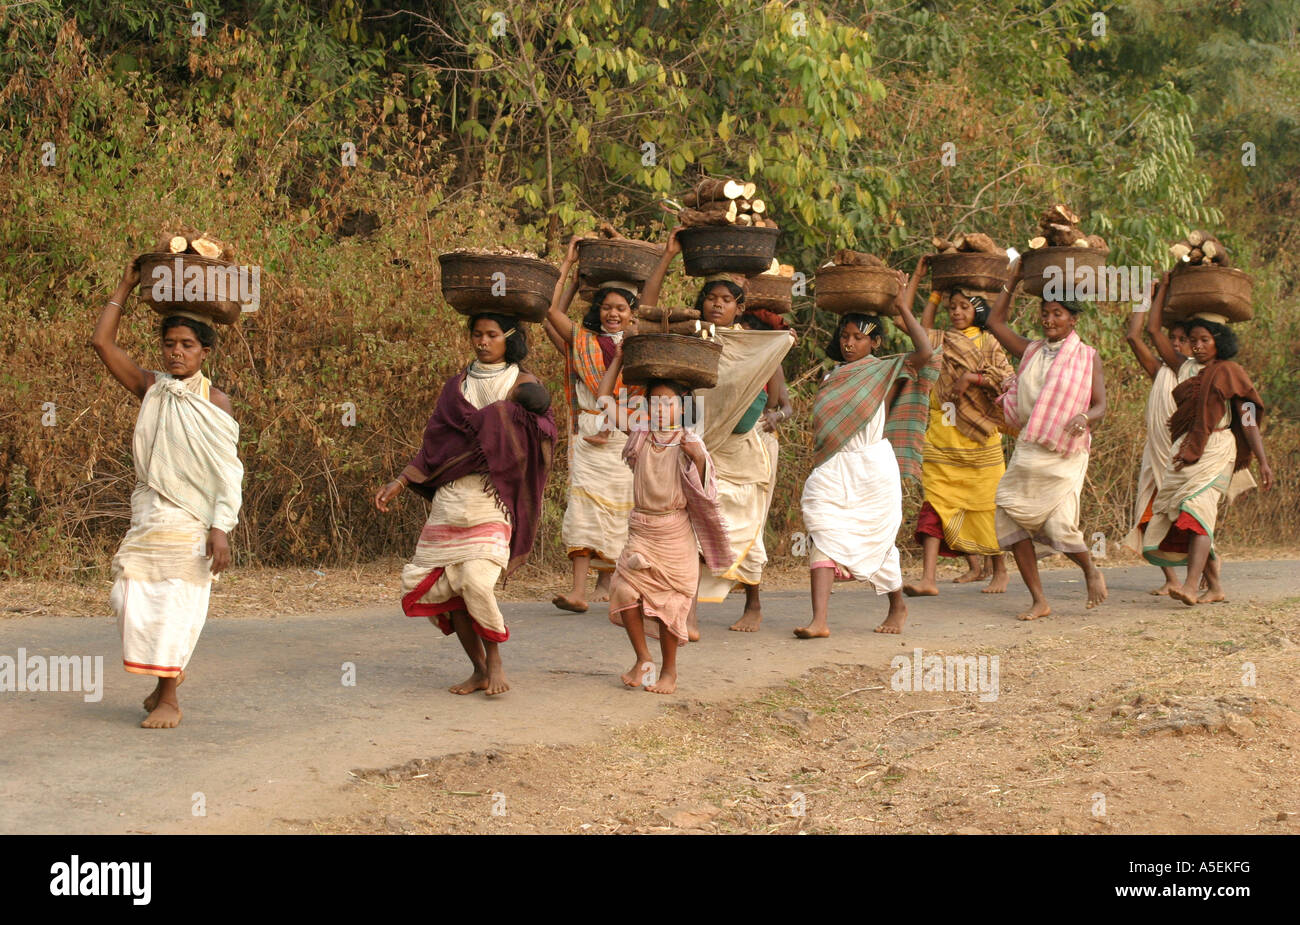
947, 294, 976, 331
1170, 326, 1192, 357
1187, 326, 1218, 364
471, 317, 509, 364
700, 283, 740, 326
648, 383, 682, 430
159, 325, 210, 378
839, 321, 878, 363
599, 292, 633, 332
1039, 303, 1077, 341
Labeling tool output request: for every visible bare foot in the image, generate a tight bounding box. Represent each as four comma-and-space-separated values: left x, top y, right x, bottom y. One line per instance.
874, 602, 907, 634
981, 572, 1009, 594
952, 567, 985, 584
593, 573, 612, 603
902, 581, 938, 597
793, 621, 830, 639
645, 671, 677, 694
551, 593, 589, 613
1016, 600, 1052, 621
1084, 569, 1108, 609
1197, 589, 1226, 603
485, 664, 510, 696
448, 670, 489, 695
621, 660, 655, 688
140, 701, 182, 729
1169, 585, 1198, 607
1148, 581, 1179, 596
143, 670, 184, 713
729, 608, 762, 632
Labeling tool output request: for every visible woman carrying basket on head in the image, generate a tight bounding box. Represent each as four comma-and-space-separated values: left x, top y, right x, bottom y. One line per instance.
540, 236, 640, 614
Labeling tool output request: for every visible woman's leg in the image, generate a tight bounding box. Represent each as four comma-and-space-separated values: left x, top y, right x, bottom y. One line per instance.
875, 589, 909, 634
1173, 534, 1213, 606
1199, 554, 1224, 603
729, 583, 763, 632
593, 569, 612, 602
1150, 566, 1180, 596
1010, 539, 1052, 620
619, 604, 657, 688
904, 535, 941, 596
482, 639, 509, 695
953, 553, 985, 583
141, 674, 183, 728
645, 626, 678, 694
447, 609, 491, 694
552, 553, 591, 612
795, 567, 834, 638
982, 554, 1009, 594
1063, 550, 1108, 609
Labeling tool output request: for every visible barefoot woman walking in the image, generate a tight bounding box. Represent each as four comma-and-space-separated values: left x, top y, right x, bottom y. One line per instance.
92, 260, 244, 729
984, 263, 1108, 620
376, 313, 555, 695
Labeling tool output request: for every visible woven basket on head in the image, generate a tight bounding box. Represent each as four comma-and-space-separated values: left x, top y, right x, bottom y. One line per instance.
438, 253, 560, 322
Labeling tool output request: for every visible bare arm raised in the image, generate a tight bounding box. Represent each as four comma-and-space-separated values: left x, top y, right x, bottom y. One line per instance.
91, 260, 154, 399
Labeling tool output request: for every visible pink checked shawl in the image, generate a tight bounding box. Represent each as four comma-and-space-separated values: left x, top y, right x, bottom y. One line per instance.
999, 330, 1096, 456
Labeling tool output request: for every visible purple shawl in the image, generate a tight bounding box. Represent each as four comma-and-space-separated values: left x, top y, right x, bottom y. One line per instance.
402, 369, 557, 576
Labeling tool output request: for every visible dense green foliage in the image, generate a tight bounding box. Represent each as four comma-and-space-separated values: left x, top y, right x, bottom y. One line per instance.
2, 1, 1297, 576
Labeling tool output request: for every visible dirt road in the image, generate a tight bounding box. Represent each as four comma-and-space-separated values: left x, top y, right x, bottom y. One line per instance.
1, 560, 1295, 834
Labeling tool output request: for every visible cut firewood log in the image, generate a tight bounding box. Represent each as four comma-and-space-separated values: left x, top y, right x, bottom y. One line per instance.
736, 213, 753, 226
664, 320, 713, 336
750, 199, 765, 214
1188, 247, 1205, 263
742, 181, 756, 199
961, 232, 1003, 255
778, 264, 794, 277
638, 305, 701, 323
598, 222, 626, 239
1042, 203, 1081, 226
168, 235, 189, 254
678, 208, 730, 227
932, 236, 953, 252
191, 236, 223, 260
952, 233, 967, 251
1046, 223, 1078, 247
699, 199, 732, 214
941, 246, 960, 254
1084, 234, 1110, 254
1027, 236, 1047, 250
833, 249, 884, 268
681, 191, 700, 208
1170, 242, 1192, 261
1187, 230, 1206, 247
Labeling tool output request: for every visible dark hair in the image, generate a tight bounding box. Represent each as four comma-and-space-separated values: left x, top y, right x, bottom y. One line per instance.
1043, 298, 1086, 316
510, 381, 551, 415
692, 280, 744, 315
160, 315, 216, 349
955, 292, 991, 329
644, 378, 696, 429
581, 287, 638, 334
1168, 320, 1190, 337
468, 311, 529, 364
739, 311, 775, 331
824, 312, 883, 362
1186, 319, 1239, 360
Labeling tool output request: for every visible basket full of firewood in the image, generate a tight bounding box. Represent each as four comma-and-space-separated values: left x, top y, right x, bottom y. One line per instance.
678, 225, 781, 277
744, 262, 796, 314
621, 332, 722, 390
438, 251, 561, 322
137, 232, 247, 325
1019, 205, 1110, 298
814, 251, 899, 315
928, 231, 1013, 294
577, 228, 663, 287
1165, 265, 1253, 323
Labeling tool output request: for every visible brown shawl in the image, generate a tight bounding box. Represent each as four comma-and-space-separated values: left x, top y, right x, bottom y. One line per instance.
928, 328, 1015, 441
1168, 359, 1264, 471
